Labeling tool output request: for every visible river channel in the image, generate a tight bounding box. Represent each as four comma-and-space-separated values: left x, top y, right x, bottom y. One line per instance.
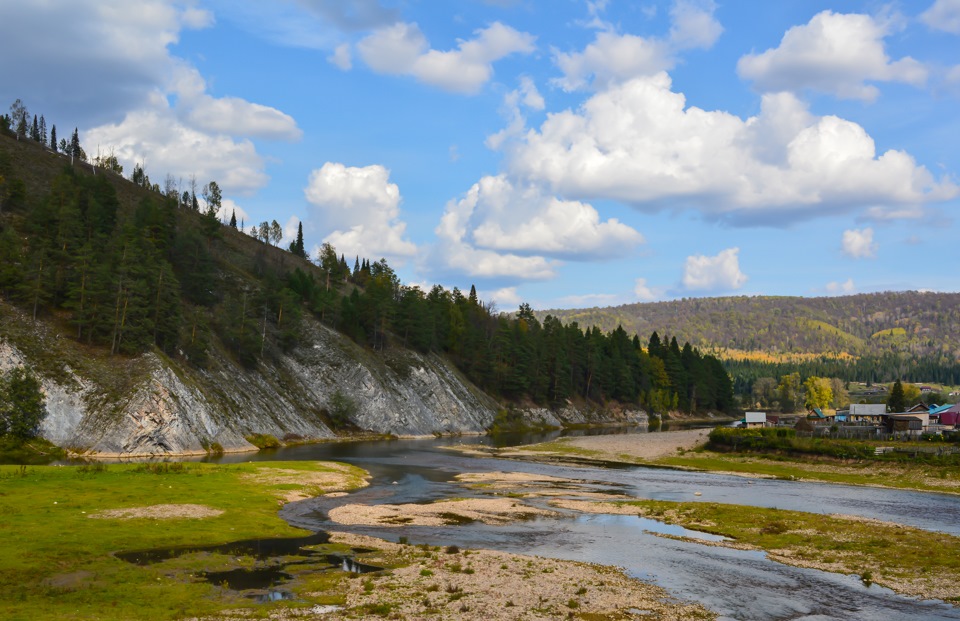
210, 431, 960, 620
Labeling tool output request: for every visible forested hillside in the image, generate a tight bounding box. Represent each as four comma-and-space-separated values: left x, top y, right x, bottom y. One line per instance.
538, 294, 960, 386
0, 122, 732, 423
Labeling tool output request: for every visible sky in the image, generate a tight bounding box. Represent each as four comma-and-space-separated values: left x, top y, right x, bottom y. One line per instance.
2, 0, 959, 312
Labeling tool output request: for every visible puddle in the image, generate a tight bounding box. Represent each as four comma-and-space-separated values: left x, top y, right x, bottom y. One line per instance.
115, 532, 331, 565
202, 567, 292, 591
250, 590, 296, 603
117, 532, 382, 603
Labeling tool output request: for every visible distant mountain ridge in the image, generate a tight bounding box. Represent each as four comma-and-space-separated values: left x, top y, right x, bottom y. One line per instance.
535, 292, 960, 363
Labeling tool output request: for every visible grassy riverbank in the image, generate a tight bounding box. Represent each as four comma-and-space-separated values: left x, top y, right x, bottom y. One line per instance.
554, 498, 960, 603
1, 460, 715, 621
492, 429, 960, 495
0, 461, 367, 621
656, 451, 960, 494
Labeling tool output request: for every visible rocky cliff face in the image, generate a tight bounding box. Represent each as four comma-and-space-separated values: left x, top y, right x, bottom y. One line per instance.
1, 306, 647, 458
1, 306, 503, 457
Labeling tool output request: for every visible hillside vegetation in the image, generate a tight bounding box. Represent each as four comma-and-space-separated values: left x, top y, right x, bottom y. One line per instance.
537, 293, 960, 385
0, 124, 733, 457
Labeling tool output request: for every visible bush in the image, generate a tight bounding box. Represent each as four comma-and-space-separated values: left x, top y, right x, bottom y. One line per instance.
245, 433, 281, 449
0, 366, 47, 440
328, 390, 357, 428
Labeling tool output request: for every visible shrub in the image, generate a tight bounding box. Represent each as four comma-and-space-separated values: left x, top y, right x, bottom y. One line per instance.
0, 366, 47, 440
245, 433, 281, 449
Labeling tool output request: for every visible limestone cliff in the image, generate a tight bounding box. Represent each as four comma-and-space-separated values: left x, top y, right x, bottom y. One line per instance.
0, 303, 501, 457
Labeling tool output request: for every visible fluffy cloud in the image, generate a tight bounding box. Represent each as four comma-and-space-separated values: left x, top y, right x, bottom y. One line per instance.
682, 248, 747, 292
84, 96, 269, 195
825, 278, 856, 294
841, 228, 878, 259
921, 0, 960, 34
357, 21, 535, 93
172, 65, 301, 141
0, 0, 210, 126
438, 175, 644, 260
425, 241, 558, 282
303, 162, 416, 261
486, 287, 522, 310
219, 198, 251, 226
634, 278, 660, 302
737, 11, 927, 101
486, 76, 545, 150
504, 75, 956, 224
553, 0, 721, 91
1, 1, 300, 197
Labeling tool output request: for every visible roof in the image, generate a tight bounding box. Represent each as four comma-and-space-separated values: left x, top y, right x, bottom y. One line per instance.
850, 403, 887, 416
745, 412, 766, 423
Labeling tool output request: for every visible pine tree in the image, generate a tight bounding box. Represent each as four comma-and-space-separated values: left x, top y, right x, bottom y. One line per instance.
887, 379, 906, 413
69, 128, 84, 160
31, 115, 40, 141
229, 210, 237, 229
294, 222, 305, 257
49, 125, 57, 152
39, 115, 46, 146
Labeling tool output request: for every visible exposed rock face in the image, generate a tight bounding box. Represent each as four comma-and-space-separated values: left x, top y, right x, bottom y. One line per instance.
2, 313, 646, 458
1, 317, 501, 457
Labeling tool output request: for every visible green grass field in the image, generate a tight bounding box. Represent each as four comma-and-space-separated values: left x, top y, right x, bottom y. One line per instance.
0, 461, 367, 621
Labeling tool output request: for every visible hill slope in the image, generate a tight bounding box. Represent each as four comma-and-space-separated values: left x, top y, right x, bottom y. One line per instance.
0, 132, 649, 457
537, 292, 960, 363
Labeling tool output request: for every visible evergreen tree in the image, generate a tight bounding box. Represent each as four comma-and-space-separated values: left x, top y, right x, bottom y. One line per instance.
39, 115, 46, 146
294, 221, 306, 257
229, 210, 237, 229
70, 128, 82, 159
887, 379, 906, 413
0, 366, 47, 439
49, 125, 57, 152
31, 115, 40, 142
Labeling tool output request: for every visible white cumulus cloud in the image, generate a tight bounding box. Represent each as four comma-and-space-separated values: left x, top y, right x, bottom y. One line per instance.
357, 21, 535, 94
84, 96, 269, 195
503, 74, 956, 224
921, 0, 960, 34
303, 162, 417, 262
438, 175, 644, 260
486, 76, 545, 150
682, 248, 747, 292
173, 65, 301, 141
841, 228, 878, 259
737, 10, 927, 101
553, 0, 721, 91
1, 1, 301, 198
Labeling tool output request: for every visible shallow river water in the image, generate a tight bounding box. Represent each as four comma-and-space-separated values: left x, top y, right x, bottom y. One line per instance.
214, 432, 960, 620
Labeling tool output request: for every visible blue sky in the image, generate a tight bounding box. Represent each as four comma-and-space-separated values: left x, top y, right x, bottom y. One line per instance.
2, 1, 958, 311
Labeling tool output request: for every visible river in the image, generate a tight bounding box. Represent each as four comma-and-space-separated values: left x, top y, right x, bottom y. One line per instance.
207, 431, 960, 620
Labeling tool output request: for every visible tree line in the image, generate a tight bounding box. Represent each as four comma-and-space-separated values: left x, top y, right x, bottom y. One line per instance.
283, 249, 733, 413
1, 109, 732, 415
